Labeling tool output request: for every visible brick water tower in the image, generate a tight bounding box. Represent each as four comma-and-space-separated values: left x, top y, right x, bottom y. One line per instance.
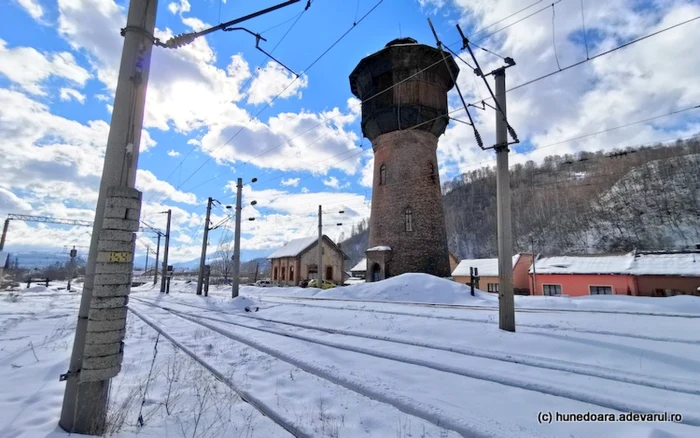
349, 37, 457, 282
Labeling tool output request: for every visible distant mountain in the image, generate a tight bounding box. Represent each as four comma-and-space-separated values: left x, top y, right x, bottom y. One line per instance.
6, 251, 86, 269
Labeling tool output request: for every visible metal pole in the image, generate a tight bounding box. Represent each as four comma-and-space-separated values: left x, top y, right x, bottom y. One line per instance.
253, 262, 259, 282
197, 197, 213, 295
531, 235, 538, 296
0, 218, 9, 251
494, 68, 515, 332
153, 233, 160, 285
160, 210, 171, 293
60, 0, 158, 433
68, 247, 77, 292
144, 246, 149, 273
317, 205, 323, 287
232, 178, 243, 298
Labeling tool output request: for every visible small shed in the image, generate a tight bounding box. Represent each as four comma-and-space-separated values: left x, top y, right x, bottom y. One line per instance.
350, 258, 367, 279
268, 236, 348, 286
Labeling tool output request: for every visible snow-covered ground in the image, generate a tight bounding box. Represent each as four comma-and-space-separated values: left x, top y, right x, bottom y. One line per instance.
1, 274, 700, 437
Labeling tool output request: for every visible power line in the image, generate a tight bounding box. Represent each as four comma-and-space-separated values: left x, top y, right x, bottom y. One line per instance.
510, 14, 700, 92
165, 0, 385, 201
157, 1, 555, 201
580, 0, 590, 59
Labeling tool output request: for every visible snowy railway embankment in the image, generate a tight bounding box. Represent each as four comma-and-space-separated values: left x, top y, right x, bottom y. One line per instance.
2, 274, 700, 437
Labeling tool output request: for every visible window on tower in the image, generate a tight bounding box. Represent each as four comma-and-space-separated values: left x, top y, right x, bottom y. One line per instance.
379, 164, 386, 185
405, 207, 413, 232
428, 162, 436, 183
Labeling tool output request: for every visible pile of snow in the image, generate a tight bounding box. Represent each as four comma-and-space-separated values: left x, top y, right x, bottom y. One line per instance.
245, 273, 493, 305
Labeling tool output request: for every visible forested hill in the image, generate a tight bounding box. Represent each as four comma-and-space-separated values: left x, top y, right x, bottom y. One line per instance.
443, 138, 700, 259
343, 137, 700, 266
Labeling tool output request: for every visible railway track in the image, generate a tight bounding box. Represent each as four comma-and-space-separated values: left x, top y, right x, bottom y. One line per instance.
130, 297, 700, 429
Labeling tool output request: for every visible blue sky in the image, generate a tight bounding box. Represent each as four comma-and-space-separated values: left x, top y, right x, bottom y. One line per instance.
1, 0, 699, 265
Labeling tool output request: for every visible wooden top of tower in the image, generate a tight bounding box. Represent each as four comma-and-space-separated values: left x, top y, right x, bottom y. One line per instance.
349, 38, 459, 141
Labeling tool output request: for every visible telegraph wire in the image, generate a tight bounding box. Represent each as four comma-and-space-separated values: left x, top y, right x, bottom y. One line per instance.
551, 4, 562, 70
509, 14, 700, 92
157, 0, 554, 198
580, 0, 590, 59
467, 0, 545, 41
168, 0, 385, 199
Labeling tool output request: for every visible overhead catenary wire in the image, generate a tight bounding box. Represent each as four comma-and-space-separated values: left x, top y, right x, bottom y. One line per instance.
163, 0, 385, 203
268, 108, 700, 212
551, 4, 562, 70
159, 0, 558, 198
580, 0, 590, 59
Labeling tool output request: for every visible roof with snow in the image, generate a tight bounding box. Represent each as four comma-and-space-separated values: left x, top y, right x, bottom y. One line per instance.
532, 252, 700, 276
267, 236, 348, 260
367, 246, 391, 251
351, 258, 367, 272
452, 254, 521, 277
267, 236, 319, 259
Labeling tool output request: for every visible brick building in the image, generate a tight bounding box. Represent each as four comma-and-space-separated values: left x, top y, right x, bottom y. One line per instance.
530, 251, 700, 297
267, 236, 347, 286
349, 37, 457, 282
452, 253, 535, 295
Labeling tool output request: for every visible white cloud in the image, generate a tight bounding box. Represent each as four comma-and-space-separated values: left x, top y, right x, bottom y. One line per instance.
168, 0, 191, 14
136, 169, 198, 205
0, 187, 32, 214
322, 176, 349, 190
0, 39, 90, 95
95, 94, 111, 102
168, 149, 181, 157
435, 0, 700, 178
281, 178, 300, 187
247, 62, 309, 105
201, 107, 361, 173
59, 87, 86, 103
182, 17, 210, 31
15, 0, 44, 20
301, 187, 309, 193
231, 186, 370, 251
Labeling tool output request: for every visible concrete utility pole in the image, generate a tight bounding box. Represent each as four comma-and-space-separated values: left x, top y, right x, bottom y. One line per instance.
494, 68, 515, 332
232, 178, 243, 298
0, 218, 9, 251
60, 0, 158, 433
160, 209, 171, 293
153, 233, 160, 284
531, 235, 538, 296
197, 197, 214, 295
67, 246, 77, 292
317, 205, 323, 287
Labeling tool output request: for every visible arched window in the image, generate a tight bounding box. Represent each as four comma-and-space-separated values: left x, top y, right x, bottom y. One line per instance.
405, 207, 413, 232
273, 266, 278, 281
289, 265, 295, 282
281, 266, 286, 281
379, 164, 386, 185
428, 162, 436, 183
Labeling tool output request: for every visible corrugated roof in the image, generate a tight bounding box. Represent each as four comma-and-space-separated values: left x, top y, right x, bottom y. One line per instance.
267, 236, 318, 259
351, 258, 367, 272
452, 254, 521, 277
531, 252, 700, 276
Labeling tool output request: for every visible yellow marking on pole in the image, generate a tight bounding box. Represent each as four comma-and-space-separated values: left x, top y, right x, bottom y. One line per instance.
109, 252, 129, 263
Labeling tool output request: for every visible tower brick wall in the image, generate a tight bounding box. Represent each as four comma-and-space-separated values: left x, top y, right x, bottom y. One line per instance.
368, 130, 451, 277
350, 38, 457, 281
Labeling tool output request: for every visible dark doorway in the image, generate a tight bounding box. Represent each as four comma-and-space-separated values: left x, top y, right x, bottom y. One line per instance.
371, 263, 381, 282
